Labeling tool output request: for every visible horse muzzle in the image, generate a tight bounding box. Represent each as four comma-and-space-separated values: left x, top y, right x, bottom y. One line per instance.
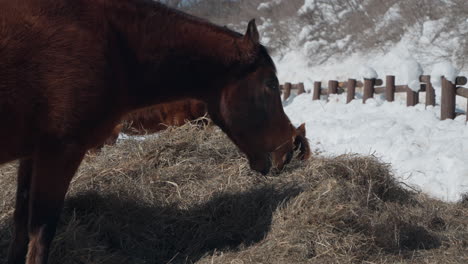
248, 153, 272, 175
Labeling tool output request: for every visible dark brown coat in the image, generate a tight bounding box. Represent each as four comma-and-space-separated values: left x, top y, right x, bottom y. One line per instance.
122, 99, 207, 134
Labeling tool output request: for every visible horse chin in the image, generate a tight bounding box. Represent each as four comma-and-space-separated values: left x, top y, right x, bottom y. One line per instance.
248, 153, 272, 175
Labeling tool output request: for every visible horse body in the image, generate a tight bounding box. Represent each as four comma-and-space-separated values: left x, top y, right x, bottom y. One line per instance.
91, 99, 207, 150
0, 0, 129, 162
0, 0, 242, 159
99, 101, 310, 162
122, 99, 208, 135
103, 103, 310, 166
0, 1, 296, 263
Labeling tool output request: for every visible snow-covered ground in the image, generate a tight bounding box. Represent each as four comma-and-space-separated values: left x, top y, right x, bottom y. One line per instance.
273, 24, 468, 202
269, 2, 468, 203
284, 92, 468, 202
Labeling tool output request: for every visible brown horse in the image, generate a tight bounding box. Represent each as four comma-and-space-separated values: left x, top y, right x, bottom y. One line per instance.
294, 123, 311, 161
270, 123, 311, 168
91, 99, 207, 150
1, 0, 298, 263
122, 99, 208, 135
99, 102, 311, 165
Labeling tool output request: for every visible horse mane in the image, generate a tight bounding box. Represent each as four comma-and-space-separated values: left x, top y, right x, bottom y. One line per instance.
92, 0, 273, 69
257, 45, 277, 73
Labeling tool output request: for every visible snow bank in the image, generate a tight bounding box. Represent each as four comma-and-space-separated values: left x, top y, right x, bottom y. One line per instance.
431, 61, 459, 85
402, 59, 423, 92
285, 93, 468, 202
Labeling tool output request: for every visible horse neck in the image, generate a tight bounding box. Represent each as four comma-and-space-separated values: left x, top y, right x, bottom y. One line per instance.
102, 1, 255, 108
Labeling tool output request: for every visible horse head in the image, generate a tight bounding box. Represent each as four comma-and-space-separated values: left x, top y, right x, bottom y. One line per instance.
207, 20, 297, 175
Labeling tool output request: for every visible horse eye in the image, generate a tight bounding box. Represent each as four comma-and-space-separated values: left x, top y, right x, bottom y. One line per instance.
266, 78, 279, 90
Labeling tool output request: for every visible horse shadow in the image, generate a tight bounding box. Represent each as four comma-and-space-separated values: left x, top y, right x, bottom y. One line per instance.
0, 184, 303, 264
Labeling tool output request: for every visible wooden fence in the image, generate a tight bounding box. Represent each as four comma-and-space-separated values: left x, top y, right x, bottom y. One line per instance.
280, 75, 468, 121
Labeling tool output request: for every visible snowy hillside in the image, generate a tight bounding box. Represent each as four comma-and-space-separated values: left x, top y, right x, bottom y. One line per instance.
267, 1, 468, 87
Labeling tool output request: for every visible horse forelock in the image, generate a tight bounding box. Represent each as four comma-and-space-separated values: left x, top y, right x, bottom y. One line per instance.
257, 45, 277, 73
233, 44, 276, 80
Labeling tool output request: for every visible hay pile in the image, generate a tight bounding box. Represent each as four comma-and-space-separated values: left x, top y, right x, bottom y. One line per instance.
1, 123, 467, 264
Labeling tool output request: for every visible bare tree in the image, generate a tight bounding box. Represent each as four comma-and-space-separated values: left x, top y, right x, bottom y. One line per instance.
157, 0, 468, 64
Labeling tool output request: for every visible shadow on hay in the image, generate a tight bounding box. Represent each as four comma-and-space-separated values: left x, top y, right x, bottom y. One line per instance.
0, 184, 303, 264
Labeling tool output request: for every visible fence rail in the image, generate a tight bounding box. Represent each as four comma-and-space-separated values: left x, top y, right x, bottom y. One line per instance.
280, 75, 468, 121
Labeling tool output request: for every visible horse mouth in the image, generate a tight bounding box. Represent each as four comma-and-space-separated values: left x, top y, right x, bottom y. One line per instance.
271, 149, 294, 172
248, 153, 272, 175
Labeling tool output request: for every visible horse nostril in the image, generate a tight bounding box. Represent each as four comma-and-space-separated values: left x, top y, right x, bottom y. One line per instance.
261, 154, 272, 175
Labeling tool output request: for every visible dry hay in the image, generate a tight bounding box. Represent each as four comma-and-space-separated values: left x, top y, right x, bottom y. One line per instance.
0, 123, 467, 264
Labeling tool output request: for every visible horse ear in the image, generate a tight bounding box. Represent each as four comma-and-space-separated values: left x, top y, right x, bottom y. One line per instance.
294, 133, 311, 161
244, 19, 260, 44
297, 123, 306, 137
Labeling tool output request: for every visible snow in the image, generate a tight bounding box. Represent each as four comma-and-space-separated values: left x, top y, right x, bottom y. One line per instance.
284, 93, 468, 202
269, 12, 468, 202
375, 4, 401, 31
429, 61, 460, 103
359, 65, 378, 80
298, 25, 315, 42
274, 18, 468, 93
402, 59, 423, 92
298, 0, 316, 15
257, 0, 282, 11
431, 60, 459, 89
274, 38, 467, 202
118, 133, 151, 141
421, 20, 446, 44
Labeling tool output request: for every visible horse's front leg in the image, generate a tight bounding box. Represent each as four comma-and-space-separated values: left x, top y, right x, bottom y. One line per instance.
25, 140, 86, 264
8, 159, 34, 264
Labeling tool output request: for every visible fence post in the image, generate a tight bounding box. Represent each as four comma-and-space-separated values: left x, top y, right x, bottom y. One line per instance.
346, 79, 357, 104
407, 87, 419, 107
283, 82, 292, 101
441, 77, 456, 120
328, 80, 338, 95
313, 81, 321, 100
297, 82, 305, 95
363, 78, 375, 103
421, 76, 435, 107
385, 76, 395, 102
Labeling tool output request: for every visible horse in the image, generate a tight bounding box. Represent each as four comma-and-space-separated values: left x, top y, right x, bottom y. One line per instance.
99, 101, 311, 164
272, 123, 310, 168
91, 99, 208, 151
294, 123, 311, 160
95, 102, 312, 164
122, 99, 208, 135
0, 0, 298, 263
